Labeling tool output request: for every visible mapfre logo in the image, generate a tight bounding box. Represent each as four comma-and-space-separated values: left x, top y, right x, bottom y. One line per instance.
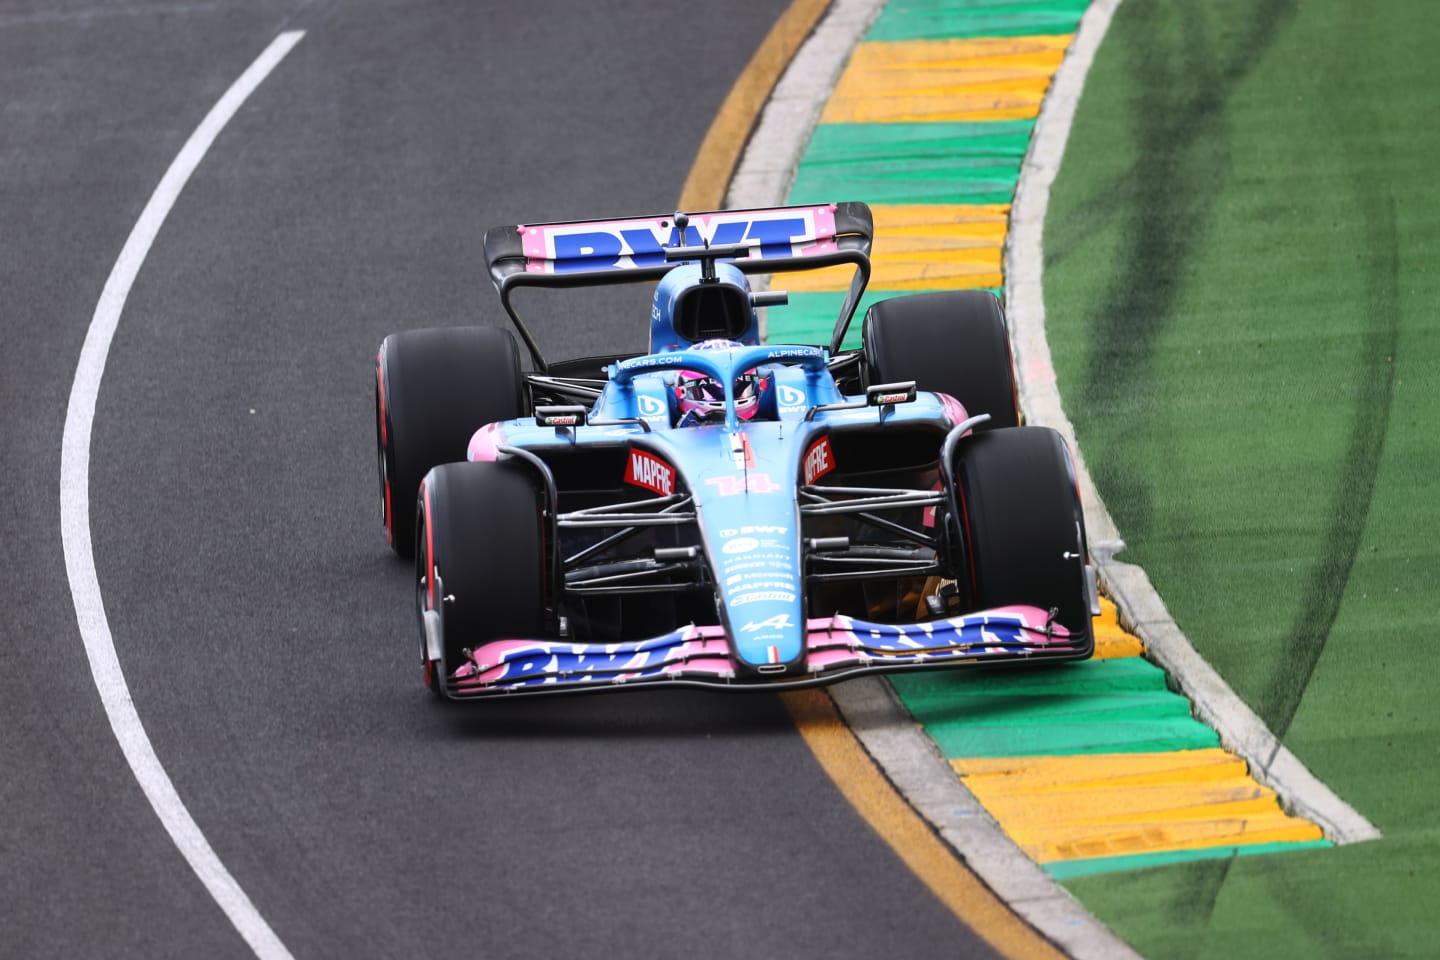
624, 450, 674, 497
803, 437, 835, 485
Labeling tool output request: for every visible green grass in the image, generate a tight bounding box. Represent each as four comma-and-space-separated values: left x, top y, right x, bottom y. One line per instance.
1041, 0, 1440, 955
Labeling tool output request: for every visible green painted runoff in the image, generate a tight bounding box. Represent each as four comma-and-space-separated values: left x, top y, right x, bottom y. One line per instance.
1042, 0, 1440, 955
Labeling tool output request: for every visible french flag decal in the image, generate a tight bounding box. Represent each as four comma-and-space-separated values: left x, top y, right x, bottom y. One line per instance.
767, 645, 781, 664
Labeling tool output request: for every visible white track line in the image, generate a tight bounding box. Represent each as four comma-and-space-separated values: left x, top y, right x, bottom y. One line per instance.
60, 30, 304, 960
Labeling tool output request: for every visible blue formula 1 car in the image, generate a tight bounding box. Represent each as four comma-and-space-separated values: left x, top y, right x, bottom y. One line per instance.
374, 202, 1099, 699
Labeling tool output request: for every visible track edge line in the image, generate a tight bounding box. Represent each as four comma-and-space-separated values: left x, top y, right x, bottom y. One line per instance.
59, 30, 306, 960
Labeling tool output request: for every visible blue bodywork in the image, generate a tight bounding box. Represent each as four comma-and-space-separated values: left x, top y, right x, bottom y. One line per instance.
448, 338, 1083, 698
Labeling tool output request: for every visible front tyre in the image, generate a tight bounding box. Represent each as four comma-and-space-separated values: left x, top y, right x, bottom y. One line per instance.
375, 326, 525, 559
415, 461, 547, 697
953, 426, 1093, 653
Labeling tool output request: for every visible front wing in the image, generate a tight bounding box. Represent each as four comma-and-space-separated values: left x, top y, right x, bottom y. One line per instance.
444, 605, 1086, 699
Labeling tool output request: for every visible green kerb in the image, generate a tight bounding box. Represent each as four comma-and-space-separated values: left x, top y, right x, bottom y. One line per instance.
890, 658, 1220, 758
790, 122, 1032, 206
1045, 839, 1335, 880
864, 0, 1089, 42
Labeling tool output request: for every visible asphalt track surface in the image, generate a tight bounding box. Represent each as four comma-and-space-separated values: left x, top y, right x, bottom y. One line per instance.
1, 2, 1009, 957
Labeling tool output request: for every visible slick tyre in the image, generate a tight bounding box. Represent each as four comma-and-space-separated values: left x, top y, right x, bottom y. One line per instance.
415, 461, 546, 697
375, 326, 525, 558
862, 290, 1020, 429
953, 426, 1092, 650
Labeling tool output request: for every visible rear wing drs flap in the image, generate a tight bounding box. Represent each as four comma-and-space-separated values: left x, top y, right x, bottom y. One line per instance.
482, 201, 874, 371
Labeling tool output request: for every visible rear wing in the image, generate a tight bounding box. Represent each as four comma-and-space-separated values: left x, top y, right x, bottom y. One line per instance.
482, 202, 874, 371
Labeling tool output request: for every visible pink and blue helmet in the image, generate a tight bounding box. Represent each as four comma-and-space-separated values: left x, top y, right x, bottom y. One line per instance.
675, 339, 763, 425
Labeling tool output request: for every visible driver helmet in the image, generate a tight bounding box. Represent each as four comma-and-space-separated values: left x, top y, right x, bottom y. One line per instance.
675, 339, 761, 425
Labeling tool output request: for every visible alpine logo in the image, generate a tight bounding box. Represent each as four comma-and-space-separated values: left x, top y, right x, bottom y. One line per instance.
741, 614, 792, 633
803, 436, 835, 485
624, 450, 674, 497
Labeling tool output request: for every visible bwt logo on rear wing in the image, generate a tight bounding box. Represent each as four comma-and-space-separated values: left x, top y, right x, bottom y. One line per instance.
482, 201, 874, 374
518, 205, 841, 274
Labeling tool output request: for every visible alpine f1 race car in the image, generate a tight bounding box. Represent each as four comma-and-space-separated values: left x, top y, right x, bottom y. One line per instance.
374, 201, 1099, 699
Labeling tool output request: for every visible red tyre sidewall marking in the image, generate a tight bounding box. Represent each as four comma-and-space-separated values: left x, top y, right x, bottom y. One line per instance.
421, 476, 438, 687
422, 477, 436, 611
376, 350, 393, 546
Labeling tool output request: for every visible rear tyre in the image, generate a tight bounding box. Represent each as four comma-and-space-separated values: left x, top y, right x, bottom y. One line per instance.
375, 326, 525, 558
953, 426, 1092, 650
416, 461, 546, 697
862, 290, 1019, 429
